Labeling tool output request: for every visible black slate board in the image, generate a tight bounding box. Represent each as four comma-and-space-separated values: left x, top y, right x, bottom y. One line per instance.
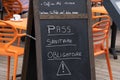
35, 0, 95, 80
39, 0, 87, 14
40, 19, 93, 80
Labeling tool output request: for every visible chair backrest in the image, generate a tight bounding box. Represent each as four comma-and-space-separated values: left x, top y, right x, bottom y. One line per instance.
91, 0, 103, 6
91, 0, 103, 3
0, 20, 18, 46
2, 0, 23, 20
92, 19, 110, 53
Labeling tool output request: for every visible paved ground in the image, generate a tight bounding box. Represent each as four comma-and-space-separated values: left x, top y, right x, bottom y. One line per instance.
95, 30, 120, 80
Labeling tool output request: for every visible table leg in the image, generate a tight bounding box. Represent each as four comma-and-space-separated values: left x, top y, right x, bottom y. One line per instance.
0, 11, 3, 20
109, 22, 118, 59
17, 29, 23, 46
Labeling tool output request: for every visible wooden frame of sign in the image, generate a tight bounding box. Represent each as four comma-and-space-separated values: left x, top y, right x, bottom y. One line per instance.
22, 0, 96, 80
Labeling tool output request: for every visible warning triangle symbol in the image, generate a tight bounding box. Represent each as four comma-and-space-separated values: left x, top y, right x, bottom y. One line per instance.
56, 61, 71, 76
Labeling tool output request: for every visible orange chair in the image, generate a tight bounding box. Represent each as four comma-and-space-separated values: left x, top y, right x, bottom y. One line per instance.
91, 6, 108, 19
91, 0, 103, 6
92, 15, 110, 23
0, 20, 26, 80
2, 0, 27, 20
92, 19, 113, 80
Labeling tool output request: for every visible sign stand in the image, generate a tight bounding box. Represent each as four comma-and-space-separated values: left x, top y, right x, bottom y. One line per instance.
22, 0, 96, 80
21, 0, 37, 79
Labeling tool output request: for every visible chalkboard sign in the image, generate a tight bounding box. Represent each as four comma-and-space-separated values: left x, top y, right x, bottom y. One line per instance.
33, 0, 95, 80
39, 20, 94, 80
40, 0, 87, 14
39, 0, 88, 19
103, 0, 120, 29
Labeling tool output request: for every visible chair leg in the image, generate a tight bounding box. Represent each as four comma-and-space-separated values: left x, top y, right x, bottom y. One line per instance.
7, 56, 11, 80
17, 29, 23, 46
105, 53, 113, 80
13, 56, 18, 80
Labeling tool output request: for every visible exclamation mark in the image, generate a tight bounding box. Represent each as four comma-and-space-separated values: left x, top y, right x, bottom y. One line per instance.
62, 63, 64, 73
